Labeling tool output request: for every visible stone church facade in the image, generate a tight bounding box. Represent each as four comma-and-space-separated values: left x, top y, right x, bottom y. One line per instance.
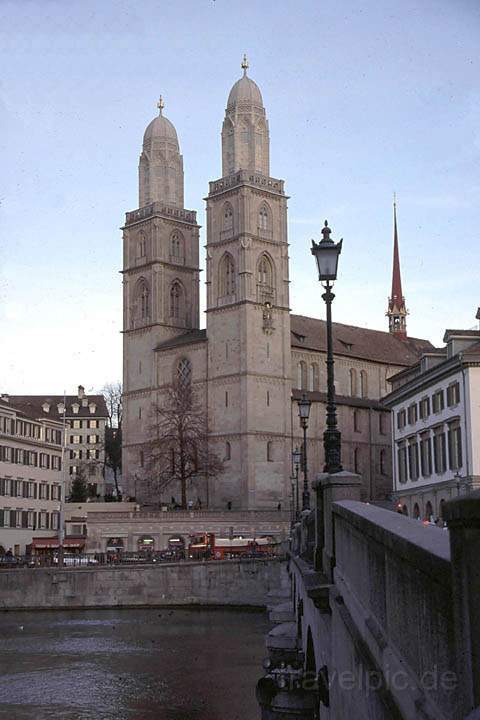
122, 61, 432, 510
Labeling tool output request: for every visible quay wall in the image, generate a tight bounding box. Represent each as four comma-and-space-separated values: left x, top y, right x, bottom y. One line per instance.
0, 558, 289, 611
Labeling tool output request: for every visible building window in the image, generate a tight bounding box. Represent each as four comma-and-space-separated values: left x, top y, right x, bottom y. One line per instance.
413, 503, 420, 519
298, 361, 307, 390
353, 410, 360, 433
88, 435, 98, 444
447, 382, 460, 407
219, 253, 236, 297
360, 370, 368, 398
350, 369, 358, 397
397, 444, 407, 483
72, 419, 81, 429
170, 281, 183, 320
170, 232, 183, 259
257, 254, 273, 287
424, 501, 433, 523
266, 391, 270, 407
448, 423, 463, 470
225, 391, 229, 408
379, 413, 387, 435
89, 420, 98, 429
397, 410, 406, 430
140, 450, 144, 468
432, 390, 445, 413
267, 441, 274, 462
433, 429, 447, 474
354, 448, 360, 474
379, 449, 386, 475
309, 363, 319, 392
225, 441, 231, 461
419, 397, 430, 420
407, 403, 418, 425
408, 438, 419, 481
138, 407, 142, 420
177, 357, 192, 389
223, 203, 234, 232
420, 434, 432, 477
258, 204, 270, 231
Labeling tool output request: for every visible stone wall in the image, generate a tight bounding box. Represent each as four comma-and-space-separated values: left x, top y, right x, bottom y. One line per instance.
0, 558, 288, 611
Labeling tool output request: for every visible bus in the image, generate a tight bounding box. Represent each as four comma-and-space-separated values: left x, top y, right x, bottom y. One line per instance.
188, 533, 276, 560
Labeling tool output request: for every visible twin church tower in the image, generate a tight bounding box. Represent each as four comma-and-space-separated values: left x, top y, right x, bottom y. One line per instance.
121, 59, 408, 508
122, 58, 292, 508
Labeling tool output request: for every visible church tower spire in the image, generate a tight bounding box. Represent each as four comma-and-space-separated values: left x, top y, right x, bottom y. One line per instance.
387, 196, 408, 339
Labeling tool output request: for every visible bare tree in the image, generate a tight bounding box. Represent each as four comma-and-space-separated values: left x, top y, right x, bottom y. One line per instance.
101, 382, 122, 499
101, 382, 122, 428
144, 378, 223, 509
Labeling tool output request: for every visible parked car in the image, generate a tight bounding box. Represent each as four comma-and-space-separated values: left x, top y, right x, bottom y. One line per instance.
0, 555, 24, 568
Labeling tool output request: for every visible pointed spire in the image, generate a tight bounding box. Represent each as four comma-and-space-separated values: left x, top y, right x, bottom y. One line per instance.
387, 195, 408, 339
241, 53, 249, 76
157, 95, 164, 115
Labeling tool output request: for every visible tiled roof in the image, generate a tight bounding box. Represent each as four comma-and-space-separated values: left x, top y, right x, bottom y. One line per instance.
155, 329, 207, 352
290, 314, 433, 366
5, 394, 109, 421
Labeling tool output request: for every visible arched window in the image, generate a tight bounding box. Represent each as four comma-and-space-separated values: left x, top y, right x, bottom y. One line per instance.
257, 254, 273, 287
413, 502, 420, 519
223, 203, 234, 232
225, 441, 231, 461
350, 368, 358, 396
219, 253, 236, 297
170, 232, 184, 260
170, 281, 183, 320
133, 278, 150, 324
258, 204, 270, 231
309, 363, 319, 391
298, 361, 307, 390
137, 233, 146, 258
425, 501, 433, 522
353, 410, 360, 433
176, 357, 192, 389
360, 370, 368, 398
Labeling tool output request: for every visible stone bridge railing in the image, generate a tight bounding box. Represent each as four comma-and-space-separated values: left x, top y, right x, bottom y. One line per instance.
257, 472, 480, 720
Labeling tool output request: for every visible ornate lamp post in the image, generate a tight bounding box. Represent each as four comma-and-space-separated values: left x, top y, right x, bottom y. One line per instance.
311, 220, 343, 475
292, 447, 302, 521
297, 394, 312, 510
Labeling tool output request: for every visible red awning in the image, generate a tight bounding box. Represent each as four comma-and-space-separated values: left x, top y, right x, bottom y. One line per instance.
31, 536, 86, 549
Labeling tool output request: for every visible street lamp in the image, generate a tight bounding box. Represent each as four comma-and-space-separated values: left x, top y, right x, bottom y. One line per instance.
297, 394, 312, 510
292, 447, 302, 521
311, 220, 343, 475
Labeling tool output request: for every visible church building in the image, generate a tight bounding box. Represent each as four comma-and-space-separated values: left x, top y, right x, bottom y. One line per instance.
122, 59, 432, 509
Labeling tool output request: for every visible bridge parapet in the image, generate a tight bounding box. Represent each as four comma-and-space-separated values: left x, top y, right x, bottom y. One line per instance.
258, 479, 480, 720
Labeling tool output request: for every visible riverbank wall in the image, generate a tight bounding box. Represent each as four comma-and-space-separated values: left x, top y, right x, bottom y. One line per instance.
0, 558, 289, 611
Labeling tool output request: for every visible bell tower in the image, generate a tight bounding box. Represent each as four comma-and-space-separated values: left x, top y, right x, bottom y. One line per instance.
386, 197, 408, 339
122, 97, 200, 496
205, 58, 292, 509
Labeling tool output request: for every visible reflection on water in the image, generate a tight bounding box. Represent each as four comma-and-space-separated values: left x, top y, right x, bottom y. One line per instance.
0, 608, 268, 720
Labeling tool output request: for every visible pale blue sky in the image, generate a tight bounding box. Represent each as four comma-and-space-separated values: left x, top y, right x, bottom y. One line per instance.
0, 0, 479, 393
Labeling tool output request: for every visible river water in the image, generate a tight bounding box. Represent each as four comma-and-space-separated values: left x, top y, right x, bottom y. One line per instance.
0, 608, 269, 720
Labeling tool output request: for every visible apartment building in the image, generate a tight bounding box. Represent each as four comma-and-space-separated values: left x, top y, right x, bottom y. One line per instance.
0, 398, 64, 555
384, 323, 480, 520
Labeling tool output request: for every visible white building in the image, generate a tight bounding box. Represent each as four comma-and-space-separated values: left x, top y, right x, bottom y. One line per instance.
8, 386, 109, 498
0, 398, 64, 555
384, 324, 480, 520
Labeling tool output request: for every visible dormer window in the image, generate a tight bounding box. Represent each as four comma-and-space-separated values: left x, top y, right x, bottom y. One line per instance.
339, 339, 353, 351
57, 403, 65, 414
82, 398, 88, 407
88, 402, 97, 415
71, 403, 80, 415
42, 402, 50, 413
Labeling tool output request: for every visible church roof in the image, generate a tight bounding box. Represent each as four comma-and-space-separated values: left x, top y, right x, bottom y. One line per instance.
290, 314, 433, 366
154, 329, 207, 352
227, 56, 263, 108
143, 114, 178, 144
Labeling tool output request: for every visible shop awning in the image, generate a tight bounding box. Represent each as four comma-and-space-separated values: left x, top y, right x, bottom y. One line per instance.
31, 536, 86, 550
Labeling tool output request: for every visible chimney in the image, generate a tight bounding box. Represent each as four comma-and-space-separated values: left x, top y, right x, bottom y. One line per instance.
78, 385, 85, 399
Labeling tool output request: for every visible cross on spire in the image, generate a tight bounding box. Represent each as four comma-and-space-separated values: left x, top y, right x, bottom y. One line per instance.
241, 53, 249, 75
157, 95, 165, 115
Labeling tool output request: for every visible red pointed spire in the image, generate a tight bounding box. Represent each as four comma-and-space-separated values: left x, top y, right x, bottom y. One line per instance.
387, 196, 408, 339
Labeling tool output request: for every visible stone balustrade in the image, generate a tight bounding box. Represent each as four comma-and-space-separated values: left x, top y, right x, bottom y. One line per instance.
258, 475, 480, 720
